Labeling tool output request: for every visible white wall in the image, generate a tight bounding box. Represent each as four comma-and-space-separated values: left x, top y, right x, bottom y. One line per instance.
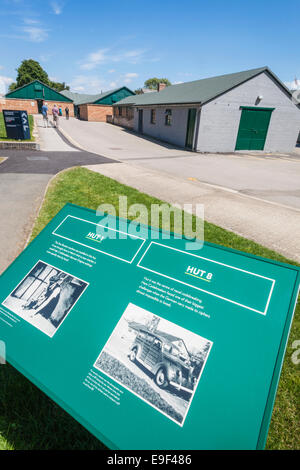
197, 72, 300, 153
133, 107, 190, 147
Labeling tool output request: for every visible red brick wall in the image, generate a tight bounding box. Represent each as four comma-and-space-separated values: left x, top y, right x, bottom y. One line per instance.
50, 101, 74, 117
0, 99, 74, 116
79, 104, 113, 121
0, 98, 38, 114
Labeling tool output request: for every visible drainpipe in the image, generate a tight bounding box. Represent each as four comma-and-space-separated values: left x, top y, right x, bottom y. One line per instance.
193, 107, 201, 151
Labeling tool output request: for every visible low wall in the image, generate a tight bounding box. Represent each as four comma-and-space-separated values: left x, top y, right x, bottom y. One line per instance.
79, 104, 113, 121
0, 141, 39, 150
113, 115, 134, 129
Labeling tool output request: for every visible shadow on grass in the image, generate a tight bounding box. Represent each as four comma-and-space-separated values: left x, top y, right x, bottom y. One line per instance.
0, 364, 106, 450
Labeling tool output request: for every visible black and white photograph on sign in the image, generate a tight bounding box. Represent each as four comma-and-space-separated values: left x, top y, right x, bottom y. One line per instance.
2, 261, 88, 337
94, 303, 213, 426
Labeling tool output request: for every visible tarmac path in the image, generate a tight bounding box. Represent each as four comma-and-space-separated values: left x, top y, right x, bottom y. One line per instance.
0, 117, 116, 274
56, 118, 300, 262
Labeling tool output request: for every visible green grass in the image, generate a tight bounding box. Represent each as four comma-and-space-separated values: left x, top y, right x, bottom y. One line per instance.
0, 112, 34, 141
0, 167, 299, 449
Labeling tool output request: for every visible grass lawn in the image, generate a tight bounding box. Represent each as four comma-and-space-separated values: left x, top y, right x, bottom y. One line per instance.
0, 167, 299, 450
0, 112, 34, 141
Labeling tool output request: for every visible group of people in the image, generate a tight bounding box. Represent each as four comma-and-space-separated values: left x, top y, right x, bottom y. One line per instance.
41, 101, 70, 128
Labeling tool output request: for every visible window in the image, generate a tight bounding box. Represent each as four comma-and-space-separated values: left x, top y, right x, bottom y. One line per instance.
12, 262, 58, 301
118, 106, 123, 117
165, 109, 172, 126
150, 109, 156, 124
124, 107, 133, 120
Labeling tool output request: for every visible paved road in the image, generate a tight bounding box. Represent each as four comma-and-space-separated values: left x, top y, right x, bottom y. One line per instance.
87, 162, 300, 263
0, 127, 115, 274
59, 118, 300, 210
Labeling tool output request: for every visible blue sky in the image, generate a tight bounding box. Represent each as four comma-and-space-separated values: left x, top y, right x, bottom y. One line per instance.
0, 0, 299, 94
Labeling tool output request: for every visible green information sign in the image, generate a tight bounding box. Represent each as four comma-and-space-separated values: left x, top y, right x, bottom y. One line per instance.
0, 203, 299, 449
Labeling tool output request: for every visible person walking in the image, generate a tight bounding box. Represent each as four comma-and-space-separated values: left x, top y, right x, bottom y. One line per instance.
65, 106, 69, 120
59, 106, 62, 116
41, 101, 48, 127
52, 104, 59, 128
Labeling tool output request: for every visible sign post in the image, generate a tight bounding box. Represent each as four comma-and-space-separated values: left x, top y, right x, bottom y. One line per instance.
0, 203, 299, 449
3, 110, 31, 140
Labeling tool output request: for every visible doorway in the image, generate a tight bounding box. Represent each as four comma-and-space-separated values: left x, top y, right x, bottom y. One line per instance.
37, 99, 44, 114
185, 108, 197, 149
235, 107, 274, 151
138, 109, 143, 133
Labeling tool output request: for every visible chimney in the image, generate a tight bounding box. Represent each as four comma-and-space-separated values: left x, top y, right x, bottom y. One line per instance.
157, 82, 167, 92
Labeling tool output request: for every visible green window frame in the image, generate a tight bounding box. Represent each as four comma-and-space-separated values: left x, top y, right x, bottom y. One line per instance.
150, 109, 156, 124
165, 109, 172, 126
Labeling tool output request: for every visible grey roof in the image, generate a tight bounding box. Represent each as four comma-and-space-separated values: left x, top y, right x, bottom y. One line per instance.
114, 67, 292, 107
60, 90, 97, 105
60, 86, 133, 105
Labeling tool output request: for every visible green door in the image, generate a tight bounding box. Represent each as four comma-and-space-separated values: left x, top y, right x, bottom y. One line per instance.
185, 108, 197, 149
235, 108, 274, 151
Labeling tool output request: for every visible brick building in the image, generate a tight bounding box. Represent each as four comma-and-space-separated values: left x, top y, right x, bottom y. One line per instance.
2, 80, 74, 116
61, 87, 135, 121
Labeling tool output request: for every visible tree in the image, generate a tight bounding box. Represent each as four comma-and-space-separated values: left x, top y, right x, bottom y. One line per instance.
8, 59, 69, 92
144, 77, 171, 90
49, 81, 70, 92
134, 88, 143, 95
10, 59, 49, 90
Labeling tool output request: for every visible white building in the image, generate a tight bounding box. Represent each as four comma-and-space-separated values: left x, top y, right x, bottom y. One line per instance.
113, 67, 300, 153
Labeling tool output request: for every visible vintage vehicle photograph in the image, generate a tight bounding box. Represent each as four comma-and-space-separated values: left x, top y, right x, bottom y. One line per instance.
94, 303, 212, 425
128, 323, 204, 393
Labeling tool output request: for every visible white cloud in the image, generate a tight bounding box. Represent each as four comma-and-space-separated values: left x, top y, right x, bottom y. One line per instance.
70, 75, 108, 94
125, 73, 138, 78
51, 1, 64, 15
123, 72, 139, 84
80, 49, 109, 70
285, 80, 300, 90
73, 85, 84, 92
39, 53, 53, 62
0, 75, 14, 95
23, 26, 49, 42
23, 18, 39, 25
109, 81, 117, 88
80, 48, 147, 70
118, 49, 146, 64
